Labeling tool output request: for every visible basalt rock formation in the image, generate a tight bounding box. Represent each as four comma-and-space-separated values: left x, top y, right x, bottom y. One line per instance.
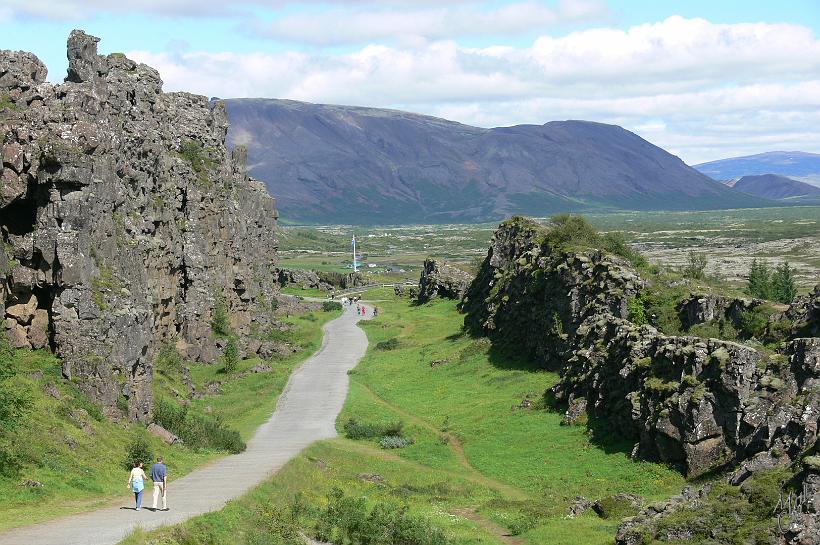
462, 218, 820, 484
277, 268, 363, 292
1, 31, 278, 421
417, 258, 473, 303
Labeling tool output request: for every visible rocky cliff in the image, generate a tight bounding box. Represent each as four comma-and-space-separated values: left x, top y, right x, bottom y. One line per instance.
1, 31, 279, 421
417, 258, 473, 303
462, 218, 820, 483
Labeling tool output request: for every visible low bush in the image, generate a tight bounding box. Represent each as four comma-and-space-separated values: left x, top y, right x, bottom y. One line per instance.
223, 336, 239, 374
343, 418, 404, 440
314, 488, 449, 545
379, 435, 415, 449
123, 435, 153, 470
153, 398, 245, 453
322, 301, 343, 312
375, 338, 400, 351
687, 319, 738, 341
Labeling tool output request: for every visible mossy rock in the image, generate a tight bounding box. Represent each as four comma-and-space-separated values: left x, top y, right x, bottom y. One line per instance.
803, 455, 820, 471
593, 494, 641, 519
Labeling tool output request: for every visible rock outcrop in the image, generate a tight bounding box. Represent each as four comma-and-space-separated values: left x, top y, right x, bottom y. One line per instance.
277, 268, 362, 292
677, 292, 762, 330
1, 31, 278, 421
462, 217, 820, 481
417, 258, 473, 303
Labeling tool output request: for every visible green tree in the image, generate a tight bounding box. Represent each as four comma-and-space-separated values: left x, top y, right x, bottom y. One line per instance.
683, 250, 708, 280
223, 335, 239, 374
747, 259, 773, 299
211, 297, 230, 337
772, 262, 797, 304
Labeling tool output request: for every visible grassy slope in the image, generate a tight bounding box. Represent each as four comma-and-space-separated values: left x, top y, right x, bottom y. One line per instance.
122, 289, 685, 545
0, 306, 339, 531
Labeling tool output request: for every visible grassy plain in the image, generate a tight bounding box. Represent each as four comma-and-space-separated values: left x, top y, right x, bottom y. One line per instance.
279, 206, 820, 289
122, 290, 685, 545
0, 303, 339, 531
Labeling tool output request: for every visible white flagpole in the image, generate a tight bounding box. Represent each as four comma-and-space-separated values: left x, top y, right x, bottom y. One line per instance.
352, 234, 358, 273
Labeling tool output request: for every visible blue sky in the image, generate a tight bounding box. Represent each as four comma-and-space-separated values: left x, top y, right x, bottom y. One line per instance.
1, 0, 819, 163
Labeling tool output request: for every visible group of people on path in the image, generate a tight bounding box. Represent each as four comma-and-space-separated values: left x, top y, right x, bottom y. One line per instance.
127, 457, 168, 512
341, 295, 378, 317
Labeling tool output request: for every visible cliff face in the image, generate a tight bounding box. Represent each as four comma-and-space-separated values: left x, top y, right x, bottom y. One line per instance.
462, 218, 820, 481
1, 31, 279, 421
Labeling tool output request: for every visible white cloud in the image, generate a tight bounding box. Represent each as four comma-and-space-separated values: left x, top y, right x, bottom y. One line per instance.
121, 15, 820, 163
256, 1, 608, 45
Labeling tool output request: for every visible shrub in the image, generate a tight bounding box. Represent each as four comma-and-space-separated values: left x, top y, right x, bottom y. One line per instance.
211, 297, 230, 337
315, 488, 449, 545
375, 338, 400, 351
739, 306, 773, 339
223, 336, 239, 374
123, 435, 153, 470
322, 301, 343, 312
155, 343, 182, 372
687, 319, 738, 341
153, 398, 245, 453
627, 296, 648, 326
682, 250, 708, 280
343, 418, 404, 440
379, 435, 415, 449
546, 214, 601, 251
270, 297, 279, 313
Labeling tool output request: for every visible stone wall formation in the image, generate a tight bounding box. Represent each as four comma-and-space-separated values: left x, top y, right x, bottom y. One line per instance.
1, 30, 279, 422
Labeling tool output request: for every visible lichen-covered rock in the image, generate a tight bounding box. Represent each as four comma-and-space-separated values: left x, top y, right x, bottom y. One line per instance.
277, 268, 362, 291
1, 30, 278, 422
417, 258, 473, 303
677, 292, 762, 330
786, 283, 820, 338
463, 217, 820, 480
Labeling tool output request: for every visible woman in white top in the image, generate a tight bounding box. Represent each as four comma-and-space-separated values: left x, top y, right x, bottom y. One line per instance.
127, 461, 147, 511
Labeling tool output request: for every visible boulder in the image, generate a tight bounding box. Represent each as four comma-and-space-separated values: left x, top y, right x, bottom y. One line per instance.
6, 293, 38, 325
417, 258, 473, 303
147, 423, 180, 445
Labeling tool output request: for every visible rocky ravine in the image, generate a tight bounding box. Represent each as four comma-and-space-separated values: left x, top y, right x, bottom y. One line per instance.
0, 31, 279, 422
460, 217, 820, 541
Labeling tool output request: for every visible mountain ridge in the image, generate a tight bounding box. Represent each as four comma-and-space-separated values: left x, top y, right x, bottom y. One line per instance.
224, 98, 771, 224
695, 151, 820, 187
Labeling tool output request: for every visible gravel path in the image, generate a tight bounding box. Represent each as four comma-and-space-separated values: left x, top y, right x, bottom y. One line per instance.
0, 305, 369, 545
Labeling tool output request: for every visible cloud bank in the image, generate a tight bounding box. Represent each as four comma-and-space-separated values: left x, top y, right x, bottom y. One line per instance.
128, 16, 820, 163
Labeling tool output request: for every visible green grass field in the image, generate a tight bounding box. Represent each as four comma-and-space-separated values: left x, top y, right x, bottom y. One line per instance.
0, 305, 339, 531
121, 290, 685, 545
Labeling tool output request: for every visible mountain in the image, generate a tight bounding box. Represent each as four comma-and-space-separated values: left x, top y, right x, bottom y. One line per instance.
695, 151, 820, 187
224, 99, 770, 224
725, 174, 820, 200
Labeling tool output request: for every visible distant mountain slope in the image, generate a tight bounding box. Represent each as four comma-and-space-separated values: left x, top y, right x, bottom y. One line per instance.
695, 151, 820, 187
224, 99, 770, 224
725, 174, 820, 200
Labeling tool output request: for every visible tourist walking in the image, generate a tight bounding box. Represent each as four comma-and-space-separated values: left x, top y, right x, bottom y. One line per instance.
150, 456, 168, 511
127, 461, 147, 511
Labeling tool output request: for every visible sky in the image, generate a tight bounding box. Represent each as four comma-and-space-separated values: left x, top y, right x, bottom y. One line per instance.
1, 0, 819, 164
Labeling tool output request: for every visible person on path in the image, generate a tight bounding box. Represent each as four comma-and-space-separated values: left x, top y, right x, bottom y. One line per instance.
150, 456, 168, 511
127, 461, 147, 511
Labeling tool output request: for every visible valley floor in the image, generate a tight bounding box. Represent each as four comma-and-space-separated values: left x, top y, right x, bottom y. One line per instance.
121, 290, 686, 545
0, 302, 339, 532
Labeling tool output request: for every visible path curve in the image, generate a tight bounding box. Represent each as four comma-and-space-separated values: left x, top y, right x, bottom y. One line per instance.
0, 305, 369, 545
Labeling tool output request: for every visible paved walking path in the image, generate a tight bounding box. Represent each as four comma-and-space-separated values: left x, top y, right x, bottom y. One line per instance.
0, 305, 370, 545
